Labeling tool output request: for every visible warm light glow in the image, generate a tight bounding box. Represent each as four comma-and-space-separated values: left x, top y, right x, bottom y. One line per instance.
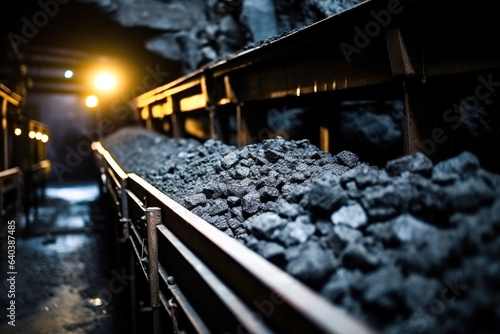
35, 132, 42, 140
14, 128, 22, 136
86, 95, 99, 108
95, 73, 115, 90
141, 107, 149, 120
64, 70, 73, 79
42, 134, 49, 143
29, 131, 36, 139
89, 297, 102, 306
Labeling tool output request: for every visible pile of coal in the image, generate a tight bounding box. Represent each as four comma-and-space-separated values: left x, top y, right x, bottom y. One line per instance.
103, 127, 500, 334
103, 127, 354, 238
101, 126, 202, 178
244, 151, 500, 334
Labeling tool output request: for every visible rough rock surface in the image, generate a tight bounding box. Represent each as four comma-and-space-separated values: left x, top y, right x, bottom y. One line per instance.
79, 0, 364, 73
104, 126, 500, 334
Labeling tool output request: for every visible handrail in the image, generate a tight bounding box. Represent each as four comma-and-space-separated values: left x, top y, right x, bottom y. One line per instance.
0, 167, 22, 181
0, 84, 22, 106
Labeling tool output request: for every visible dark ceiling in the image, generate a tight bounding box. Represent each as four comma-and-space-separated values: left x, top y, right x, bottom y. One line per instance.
0, 0, 181, 94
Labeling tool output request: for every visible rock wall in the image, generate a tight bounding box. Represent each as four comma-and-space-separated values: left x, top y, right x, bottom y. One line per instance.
78, 0, 363, 73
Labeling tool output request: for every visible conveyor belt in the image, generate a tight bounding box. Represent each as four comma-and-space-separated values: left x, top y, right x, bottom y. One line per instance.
92, 141, 378, 334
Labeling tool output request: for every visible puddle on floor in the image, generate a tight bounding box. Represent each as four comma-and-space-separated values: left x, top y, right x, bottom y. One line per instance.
9, 285, 109, 334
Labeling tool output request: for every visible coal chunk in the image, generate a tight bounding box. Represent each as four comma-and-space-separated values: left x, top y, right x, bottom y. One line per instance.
245, 213, 286, 239
272, 219, 315, 247
361, 266, 404, 311
235, 165, 250, 179
330, 203, 368, 229
361, 185, 405, 221
202, 181, 221, 199
264, 149, 284, 163
227, 184, 249, 198
333, 225, 363, 246
230, 206, 244, 222
321, 269, 362, 302
213, 216, 229, 230
402, 274, 440, 312
366, 222, 395, 245
257, 241, 286, 266
276, 201, 301, 219
286, 241, 338, 285
444, 176, 497, 212
342, 243, 380, 272
242, 192, 261, 215
227, 196, 241, 207
227, 218, 242, 230
385, 152, 433, 176
336, 150, 359, 168
221, 151, 238, 169
341, 164, 390, 189
258, 186, 279, 201
391, 214, 437, 243
291, 172, 306, 183
183, 193, 207, 209
307, 178, 348, 213
209, 198, 229, 215
432, 151, 480, 184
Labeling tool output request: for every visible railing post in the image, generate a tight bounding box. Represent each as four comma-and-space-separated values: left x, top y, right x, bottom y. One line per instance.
146, 207, 162, 334
120, 179, 130, 241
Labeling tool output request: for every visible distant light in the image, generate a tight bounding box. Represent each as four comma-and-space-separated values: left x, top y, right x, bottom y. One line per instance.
86, 95, 98, 108
29, 131, 36, 139
14, 128, 22, 136
95, 73, 115, 90
88, 297, 102, 307
64, 70, 73, 79
35, 132, 42, 140
42, 134, 49, 143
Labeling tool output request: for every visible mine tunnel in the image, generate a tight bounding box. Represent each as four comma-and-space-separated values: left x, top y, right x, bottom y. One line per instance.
1, 0, 500, 333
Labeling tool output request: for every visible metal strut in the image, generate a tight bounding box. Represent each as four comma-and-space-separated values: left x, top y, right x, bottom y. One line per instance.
146, 207, 162, 334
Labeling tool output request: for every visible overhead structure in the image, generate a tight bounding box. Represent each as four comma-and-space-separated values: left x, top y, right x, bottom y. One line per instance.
135, 0, 500, 161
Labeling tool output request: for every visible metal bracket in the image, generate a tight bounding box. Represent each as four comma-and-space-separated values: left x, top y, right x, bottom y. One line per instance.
119, 218, 130, 240
168, 298, 181, 334
140, 238, 148, 264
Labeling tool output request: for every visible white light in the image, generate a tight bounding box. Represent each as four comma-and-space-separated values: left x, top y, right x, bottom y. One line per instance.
64, 70, 73, 79
29, 131, 36, 139
42, 134, 49, 143
86, 95, 98, 108
88, 297, 102, 307
14, 128, 22, 136
95, 73, 115, 90
35, 132, 42, 140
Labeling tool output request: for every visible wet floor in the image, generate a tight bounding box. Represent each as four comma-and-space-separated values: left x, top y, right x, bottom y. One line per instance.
0, 182, 131, 334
